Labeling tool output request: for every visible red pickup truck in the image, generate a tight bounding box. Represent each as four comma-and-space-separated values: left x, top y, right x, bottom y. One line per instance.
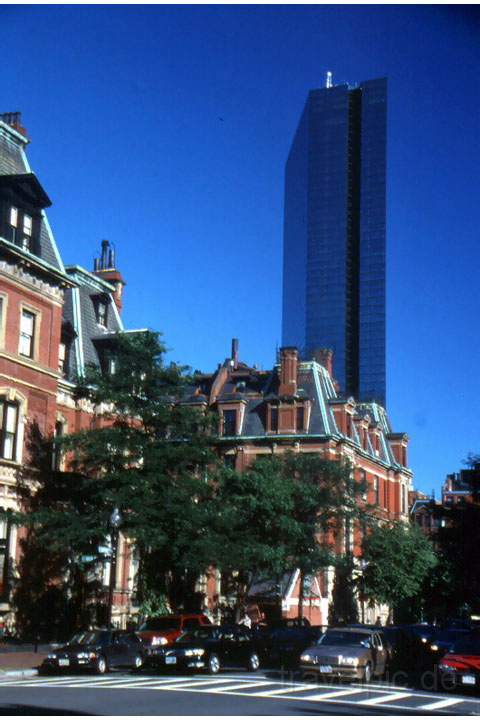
137, 614, 211, 647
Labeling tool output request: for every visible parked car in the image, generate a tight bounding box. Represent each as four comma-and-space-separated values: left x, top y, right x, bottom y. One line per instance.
146, 625, 261, 674
254, 622, 323, 668
136, 614, 211, 648
438, 634, 480, 691
428, 628, 473, 661
40, 629, 145, 675
381, 625, 431, 673
403, 623, 436, 645
300, 626, 388, 683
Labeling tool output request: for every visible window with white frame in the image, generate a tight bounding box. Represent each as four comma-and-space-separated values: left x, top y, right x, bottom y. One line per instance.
19, 309, 36, 358
96, 300, 107, 327
9, 207, 17, 229
22, 214, 32, 252
58, 342, 66, 374
0, 399, 19, 461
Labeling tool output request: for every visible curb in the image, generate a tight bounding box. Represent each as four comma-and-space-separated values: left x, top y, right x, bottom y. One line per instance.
0, 668, 38, 678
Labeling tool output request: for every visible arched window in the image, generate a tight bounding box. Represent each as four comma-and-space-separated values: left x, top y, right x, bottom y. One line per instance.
0, 399, 19, 461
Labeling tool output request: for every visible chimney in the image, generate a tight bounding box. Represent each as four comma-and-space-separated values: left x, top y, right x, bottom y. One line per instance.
278, 347, 299, 396
0, 111, 28, 138
312, 348, 334, 377
231, 338, 239, 369
92, 239, 126, 314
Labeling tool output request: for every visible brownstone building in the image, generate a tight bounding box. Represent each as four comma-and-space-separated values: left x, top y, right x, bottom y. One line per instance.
182, 341, 412, 624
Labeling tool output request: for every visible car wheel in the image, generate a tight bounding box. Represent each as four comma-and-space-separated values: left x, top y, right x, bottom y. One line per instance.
96, 656, 108, 675
246, 652, 260, 672
207, 653, 221, 674
363, 662, 372, 684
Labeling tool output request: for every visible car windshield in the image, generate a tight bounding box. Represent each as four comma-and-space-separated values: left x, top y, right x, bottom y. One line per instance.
177, 627, 219, 643
318, 631, 370, 647
68, 631, 109, 646
139, 618, 181, 632
452, 638, 480, 655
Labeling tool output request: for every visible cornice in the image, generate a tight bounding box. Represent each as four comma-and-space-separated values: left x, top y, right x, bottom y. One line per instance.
0, 257, 65, 303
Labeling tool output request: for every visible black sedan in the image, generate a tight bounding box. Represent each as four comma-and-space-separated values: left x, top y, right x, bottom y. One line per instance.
41, 629, 145, 674
146, 625, 261, 674
254, 623, 323, 668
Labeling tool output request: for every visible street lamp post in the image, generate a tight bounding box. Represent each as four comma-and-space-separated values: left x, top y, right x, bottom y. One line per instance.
107, 507, 122, 629
360, 559, 368, 625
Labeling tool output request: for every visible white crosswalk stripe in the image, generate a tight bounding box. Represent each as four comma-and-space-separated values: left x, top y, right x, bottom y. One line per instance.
0, 672, 474, 713
301, 687, 366, 701
209, 680, 273, 693
360, 691, 412, 705
420, 697, 465, 711
255, 683, 319, 697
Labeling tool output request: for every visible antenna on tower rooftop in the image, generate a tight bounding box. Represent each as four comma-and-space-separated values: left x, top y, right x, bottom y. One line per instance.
326, 71, 333, 89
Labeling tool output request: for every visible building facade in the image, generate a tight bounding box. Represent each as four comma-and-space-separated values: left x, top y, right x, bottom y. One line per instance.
0, 112, 137, 629
183, 340, 412, 624
282, 76, 387, 406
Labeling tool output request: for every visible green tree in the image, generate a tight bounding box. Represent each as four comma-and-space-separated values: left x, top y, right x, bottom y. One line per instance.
361, 521, 437, 623
214, 452, 367, 619
13, 331, 220, 625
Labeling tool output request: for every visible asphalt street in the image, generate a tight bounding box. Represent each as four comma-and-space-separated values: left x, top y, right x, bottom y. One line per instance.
0, 670, 479, 715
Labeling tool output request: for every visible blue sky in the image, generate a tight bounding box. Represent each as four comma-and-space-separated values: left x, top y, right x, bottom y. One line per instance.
1, 5, 479, 494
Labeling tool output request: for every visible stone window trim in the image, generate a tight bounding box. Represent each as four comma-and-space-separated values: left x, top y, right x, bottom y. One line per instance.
18, 302, 42, 362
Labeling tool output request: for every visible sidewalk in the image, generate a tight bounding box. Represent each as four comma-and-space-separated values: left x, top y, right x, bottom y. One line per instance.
0, 650, 44, 676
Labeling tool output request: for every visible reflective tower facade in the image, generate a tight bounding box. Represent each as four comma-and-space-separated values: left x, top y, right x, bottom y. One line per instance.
282, 77, 386, 406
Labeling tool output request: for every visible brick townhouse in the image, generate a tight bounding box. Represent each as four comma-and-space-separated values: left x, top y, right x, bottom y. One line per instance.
410, 465, 480, 540
0, 112, 137, 629
182, 341, 413, 625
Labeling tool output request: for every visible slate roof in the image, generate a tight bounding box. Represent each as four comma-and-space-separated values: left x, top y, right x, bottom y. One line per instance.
0, 121, 64, 273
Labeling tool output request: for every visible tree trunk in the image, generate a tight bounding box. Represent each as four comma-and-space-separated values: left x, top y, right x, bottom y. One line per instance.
298, 569, 304, 620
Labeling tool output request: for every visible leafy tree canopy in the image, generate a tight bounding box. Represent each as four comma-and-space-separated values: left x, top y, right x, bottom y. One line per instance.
362, 521, 437, 612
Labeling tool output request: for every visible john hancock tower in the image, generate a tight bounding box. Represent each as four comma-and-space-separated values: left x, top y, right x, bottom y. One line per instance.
282, 74, 386, 407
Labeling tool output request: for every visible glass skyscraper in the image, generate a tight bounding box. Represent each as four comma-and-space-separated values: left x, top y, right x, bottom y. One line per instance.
282, 77, 386, 407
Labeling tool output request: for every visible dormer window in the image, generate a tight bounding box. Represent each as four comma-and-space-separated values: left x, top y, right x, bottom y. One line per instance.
270, 406, 278, 432
96, 300, 108, 327
22, 214, 32, 251
296, 405, 304, 432
222, 409, 237, 436
9, 207, 17, 227
58, 342, 66, 374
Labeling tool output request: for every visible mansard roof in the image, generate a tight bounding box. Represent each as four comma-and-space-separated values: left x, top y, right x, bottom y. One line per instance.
184, 350, 410, 473
0, 120, 65, 273
62, 265, 124, 379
